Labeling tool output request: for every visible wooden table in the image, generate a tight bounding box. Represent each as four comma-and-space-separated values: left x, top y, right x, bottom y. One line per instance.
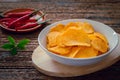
0, 0, 120, 80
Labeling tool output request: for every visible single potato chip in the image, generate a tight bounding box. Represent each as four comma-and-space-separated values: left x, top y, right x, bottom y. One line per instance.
94, 32, 108, 44
75, 22, 84, 27
81, 22, 94, 33
65, 22, 79, 28
59, 27, 91, 46
91, 37, 108, 53
64, 22, 82, 30
88, 34, 96, 40
64, 46, 81, 58
47, 46, 71, 55
50, 24, 65, 32
47, 31, 60, 47
74, 46, 98, 58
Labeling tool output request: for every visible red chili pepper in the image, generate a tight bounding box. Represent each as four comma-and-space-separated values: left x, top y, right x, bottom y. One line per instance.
1, 22, 9, 27
1, 18, 36, 27
14, 19, 37, 27
8, 10, 39, 29
16, 22, 38, 30
16, 19, 51, 30
0, 18, 17, 27
0, 18, 17, 22
5, 11, 32, 17
26, 19, 36, 23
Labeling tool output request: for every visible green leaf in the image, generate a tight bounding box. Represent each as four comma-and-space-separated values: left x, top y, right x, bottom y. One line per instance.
1, 43, 14, 49
10, 47, 17, 55
17, 39, 30, 49
8, 36, 15, 45
1, 36, 30, 56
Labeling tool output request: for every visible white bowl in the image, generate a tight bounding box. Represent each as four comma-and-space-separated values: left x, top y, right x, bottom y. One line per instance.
38, 19, 118, 66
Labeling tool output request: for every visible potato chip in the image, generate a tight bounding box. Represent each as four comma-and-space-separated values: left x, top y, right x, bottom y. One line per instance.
47, 46, 71, 55
65, 46, 81, 58
64, 22, 82, 30
65, 22, 79, 28
50, 24, 65, 32
91, 37, 108, 53
94, 32, 108, 44
75, 22, 84, 27
47, 31, 60, 47
81, 22, 94, 33
74, 46, 98, 58
59, 27, 91, 46
56, 33, 65, 47
88, 34, 96, 40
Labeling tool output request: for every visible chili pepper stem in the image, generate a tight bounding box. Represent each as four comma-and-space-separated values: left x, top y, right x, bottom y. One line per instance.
36, 12, 46, 20
29, 9, 40, 17
37, 19, 51, 25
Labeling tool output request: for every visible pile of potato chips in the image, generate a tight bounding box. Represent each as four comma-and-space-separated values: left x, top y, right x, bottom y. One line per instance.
47, 22, 109, 58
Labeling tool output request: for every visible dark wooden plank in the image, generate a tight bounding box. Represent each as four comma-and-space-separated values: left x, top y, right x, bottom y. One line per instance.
0, 2, 120, 10
0, 61, 120, 80
0, 68, 50, 80
0, 0, 120, 3
0, 51, 32, 68
0, 2, 120, 9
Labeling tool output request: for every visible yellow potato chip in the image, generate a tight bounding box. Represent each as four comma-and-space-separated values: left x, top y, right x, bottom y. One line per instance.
50, 24, 65, 32
47, 46, 71, 55
59, 27, 91, 47
94, 32, 108, 44
88, 34, 96, 40
64, 22, 82, 30
75, 22, 84, 27
74, 46, 98, 58
91, 37, 108, 53
47, 31, 60, 47
81, 22, 94, 33
65, 22, 78, 28
64, 46, 81, 58
56, 33, 65, 47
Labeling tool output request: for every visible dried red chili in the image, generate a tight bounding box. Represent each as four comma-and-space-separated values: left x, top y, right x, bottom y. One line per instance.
16, 19, 51, 30
8, 10, 39, 28
5, 11, 32, 17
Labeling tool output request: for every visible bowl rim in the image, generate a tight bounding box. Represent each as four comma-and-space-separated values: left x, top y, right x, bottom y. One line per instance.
38, 19, 119, 60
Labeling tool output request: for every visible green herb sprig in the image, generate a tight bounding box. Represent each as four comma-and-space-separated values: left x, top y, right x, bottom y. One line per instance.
1, 36, 30, 55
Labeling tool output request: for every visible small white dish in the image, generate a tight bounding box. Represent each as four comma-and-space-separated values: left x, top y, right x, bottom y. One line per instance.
38, 19, 118, 66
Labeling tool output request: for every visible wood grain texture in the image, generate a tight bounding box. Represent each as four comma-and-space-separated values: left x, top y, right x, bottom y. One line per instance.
0, 0, 120, 80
